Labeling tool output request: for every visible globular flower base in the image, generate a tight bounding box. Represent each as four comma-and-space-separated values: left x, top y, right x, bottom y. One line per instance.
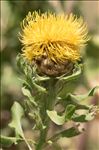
34, 54, 74, 77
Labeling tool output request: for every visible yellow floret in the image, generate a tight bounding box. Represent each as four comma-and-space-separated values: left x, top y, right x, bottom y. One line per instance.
20, 11, 89, 62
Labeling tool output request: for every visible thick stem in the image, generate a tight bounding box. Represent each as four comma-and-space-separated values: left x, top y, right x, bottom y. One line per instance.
36, 79, 56, 150
35, 129, 47, 150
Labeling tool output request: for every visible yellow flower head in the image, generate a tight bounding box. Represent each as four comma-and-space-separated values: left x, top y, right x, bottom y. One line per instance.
20, 11, 89, 63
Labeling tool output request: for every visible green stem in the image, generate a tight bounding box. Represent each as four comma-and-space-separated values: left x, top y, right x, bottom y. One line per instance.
35, 128, 47, 150
36, 79, 56, 150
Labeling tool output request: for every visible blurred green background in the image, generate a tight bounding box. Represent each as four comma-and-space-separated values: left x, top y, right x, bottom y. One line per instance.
1, 1, 99, 150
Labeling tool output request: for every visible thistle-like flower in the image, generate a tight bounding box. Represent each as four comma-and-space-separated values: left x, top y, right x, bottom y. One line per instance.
20, 11, 89, 76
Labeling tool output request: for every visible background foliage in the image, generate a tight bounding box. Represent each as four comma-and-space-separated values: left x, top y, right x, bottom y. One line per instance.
1, 1, 99, 150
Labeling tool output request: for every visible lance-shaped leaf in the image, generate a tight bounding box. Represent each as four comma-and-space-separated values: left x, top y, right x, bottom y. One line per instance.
22, 87, 37, 107
72, 106, 98, 122
17, 54, 47, 93
16, 54, 25, 73
47, 110, 65, 125
34, 75, 50, 82
61, 86, 99, 110
47, 105, 75, 125
48, 126, 82, 143
68, 86, 99, 101
57, 63, 82, 82
22, 87, 45, 130
16, 54, 32, 77
9, 102, 32, 150
0, 135, 22, 147
65, 105, 76, 120
72, 113, 94, 122
9, 102, 24, 138
32, 82, 47, 93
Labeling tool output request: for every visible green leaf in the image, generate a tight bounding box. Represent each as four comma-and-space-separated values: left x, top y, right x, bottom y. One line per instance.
72, 114, 87, 122
16, 54, 26, 74
17, 54, 47, 94
48, 127, 82, 143
57, 63, 82, 82
47, 105, 75, 125
60, 127, 81, 137
68, 86, 99, 101
9, 102, 32, 150
32, 82, 47, 93
65, 105, 76, 120
72, 111, 95, 122
22, 87, 45, 130
61, 86, 99, 111
22, 87, 37, 107
0, 135, 22, 147
47, 110, 65, 125
9, 102, 24, 138
22, 87, 32, 98
85, 112, 95, 121
16, 54, 32, 76
34, 75, 50, 82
